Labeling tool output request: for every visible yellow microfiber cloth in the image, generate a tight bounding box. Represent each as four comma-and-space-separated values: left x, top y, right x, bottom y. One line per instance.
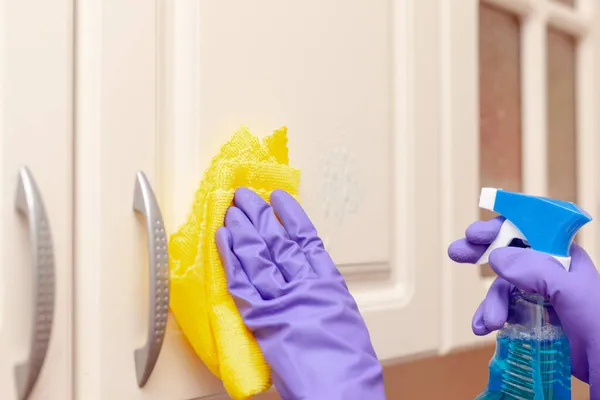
168, 126, 301, 399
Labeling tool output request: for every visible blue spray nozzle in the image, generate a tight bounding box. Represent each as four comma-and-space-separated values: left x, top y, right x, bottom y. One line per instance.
480, 187, 592, 257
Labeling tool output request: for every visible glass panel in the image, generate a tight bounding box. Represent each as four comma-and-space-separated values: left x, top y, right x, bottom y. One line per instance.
547, 28, 577, 204
479, 4, 522, 277
552, 0, 575, 7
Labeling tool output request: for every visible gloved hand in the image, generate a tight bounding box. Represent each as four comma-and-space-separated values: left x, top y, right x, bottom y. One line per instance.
448, 217, 600, 398
216, 188, 385, 400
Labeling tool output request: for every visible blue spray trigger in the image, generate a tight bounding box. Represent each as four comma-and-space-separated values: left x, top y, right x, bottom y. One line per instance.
480, 188, 591, 257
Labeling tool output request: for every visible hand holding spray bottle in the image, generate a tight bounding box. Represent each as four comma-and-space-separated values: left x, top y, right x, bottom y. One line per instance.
471, 188, 591, 399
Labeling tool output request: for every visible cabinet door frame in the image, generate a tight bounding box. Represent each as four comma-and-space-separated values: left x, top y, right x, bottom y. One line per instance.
440, 0, 600, 352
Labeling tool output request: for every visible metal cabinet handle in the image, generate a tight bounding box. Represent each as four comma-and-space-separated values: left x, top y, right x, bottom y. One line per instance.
14, 167, 55, 400
133, 171, 170, 388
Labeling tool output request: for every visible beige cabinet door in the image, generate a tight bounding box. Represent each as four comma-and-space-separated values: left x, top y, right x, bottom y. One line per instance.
0, 0, 74, 398
74, 0, 441, 398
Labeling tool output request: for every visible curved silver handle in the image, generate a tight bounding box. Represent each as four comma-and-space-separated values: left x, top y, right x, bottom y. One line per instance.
133, 171, 170, 388
14, 167, 55, 400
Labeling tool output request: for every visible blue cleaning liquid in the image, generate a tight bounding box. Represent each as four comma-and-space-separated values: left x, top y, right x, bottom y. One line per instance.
476, 290, 572, 400
477, 335, 571, 399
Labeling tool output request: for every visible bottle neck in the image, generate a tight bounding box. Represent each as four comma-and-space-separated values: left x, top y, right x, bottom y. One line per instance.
504, 289, 562, 333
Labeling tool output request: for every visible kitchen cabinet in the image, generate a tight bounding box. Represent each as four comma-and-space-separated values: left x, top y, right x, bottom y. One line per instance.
73, 0, 442, 398
0, 0, 74, 399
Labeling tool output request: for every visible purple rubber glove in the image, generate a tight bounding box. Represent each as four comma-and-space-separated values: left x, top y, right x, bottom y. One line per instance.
216, 188, 385, 400
448, 217, 600, 398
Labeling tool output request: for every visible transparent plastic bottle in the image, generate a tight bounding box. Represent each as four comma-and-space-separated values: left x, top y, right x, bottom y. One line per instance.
476, 289, 571, 399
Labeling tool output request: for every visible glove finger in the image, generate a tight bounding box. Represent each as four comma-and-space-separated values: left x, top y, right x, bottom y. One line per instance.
489, 247, 567, 301
225, 206, 286, 299
465, 216, 505, 244
233, 188, 315, 282
471, 301, 489, 336
270, 190, 341, 279
588, 346, 600, 399
472, 277, 512, 335
483, 278, 512, 331
568, 243, 598, 277
568, 336, 589, 384
590, 380, 600, 400
448, 217, 506, 263
216, 227, 262, 307
448, 238, 490, 263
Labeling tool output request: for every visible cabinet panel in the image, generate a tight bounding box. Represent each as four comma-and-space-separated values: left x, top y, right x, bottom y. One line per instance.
547, 28, 577, 204
478, 4, 523, 278
160, 0, 441, 366
0, 0, 74, 398
194, 0, 391, 266
478, 4, 523, 216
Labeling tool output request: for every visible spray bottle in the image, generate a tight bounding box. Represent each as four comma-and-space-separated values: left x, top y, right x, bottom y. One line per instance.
474, 187, 592, 399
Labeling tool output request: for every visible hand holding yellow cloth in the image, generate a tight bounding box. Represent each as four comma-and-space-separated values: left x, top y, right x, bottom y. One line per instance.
168, 126, 300, 399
